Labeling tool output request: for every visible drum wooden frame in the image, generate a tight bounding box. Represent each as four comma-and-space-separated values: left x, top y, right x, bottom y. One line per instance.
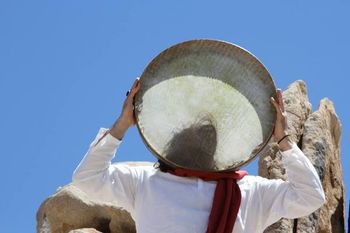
134, 39, 276, 172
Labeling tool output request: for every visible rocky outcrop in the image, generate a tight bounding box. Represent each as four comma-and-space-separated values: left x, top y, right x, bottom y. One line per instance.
259, 81, 345, 233
296, 99, 344, 233
36, 185, 136, 233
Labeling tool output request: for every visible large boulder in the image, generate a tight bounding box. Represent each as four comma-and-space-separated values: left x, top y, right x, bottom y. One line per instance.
36, 185, 136, 233
296, 99, 344, 233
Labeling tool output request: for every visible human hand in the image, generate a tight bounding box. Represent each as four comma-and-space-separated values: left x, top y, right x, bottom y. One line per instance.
270, 89, 292, 151
109, 78, 141, 140
119, 78, 141, 127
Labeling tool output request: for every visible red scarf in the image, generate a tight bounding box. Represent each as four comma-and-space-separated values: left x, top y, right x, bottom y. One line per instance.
169, 168, 247, 233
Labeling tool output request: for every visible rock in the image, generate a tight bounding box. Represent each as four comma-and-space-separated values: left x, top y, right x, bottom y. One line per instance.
281, 80, 313, 143
36, 184, 136, 233
296, 98, 345, 233
259, 80, 312, 233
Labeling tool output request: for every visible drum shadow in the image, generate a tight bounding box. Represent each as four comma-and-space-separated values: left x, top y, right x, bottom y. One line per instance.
164, 116, 217, 170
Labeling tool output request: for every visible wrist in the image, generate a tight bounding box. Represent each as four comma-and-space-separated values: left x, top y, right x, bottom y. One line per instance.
279, 137, 293, 151
109, 118, 130, 140
275, 131, 289, 141
115, 116, 132, 129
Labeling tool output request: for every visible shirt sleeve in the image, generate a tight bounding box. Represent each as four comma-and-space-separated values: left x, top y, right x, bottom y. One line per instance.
256, 142, 326, 229
71, 127, 140, 215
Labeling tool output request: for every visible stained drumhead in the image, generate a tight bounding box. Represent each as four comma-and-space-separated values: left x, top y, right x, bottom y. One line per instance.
134, 39, 276, 172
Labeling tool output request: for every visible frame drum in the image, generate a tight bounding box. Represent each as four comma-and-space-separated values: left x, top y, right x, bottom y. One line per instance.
134, 39, 276, 172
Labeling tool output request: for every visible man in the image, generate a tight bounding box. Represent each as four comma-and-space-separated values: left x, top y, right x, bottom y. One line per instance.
72, 78, 325, 233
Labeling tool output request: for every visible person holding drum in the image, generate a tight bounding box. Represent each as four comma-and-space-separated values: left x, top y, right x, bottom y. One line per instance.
72, 40, 325, 233
72, 78, 325, 233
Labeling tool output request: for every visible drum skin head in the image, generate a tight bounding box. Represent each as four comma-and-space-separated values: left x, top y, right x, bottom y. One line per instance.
134, 39, 276, 172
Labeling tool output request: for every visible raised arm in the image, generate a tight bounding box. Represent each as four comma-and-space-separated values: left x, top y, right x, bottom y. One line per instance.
71, 78, 141, 213
108, 77, 141, 141
255, 89, 325, 229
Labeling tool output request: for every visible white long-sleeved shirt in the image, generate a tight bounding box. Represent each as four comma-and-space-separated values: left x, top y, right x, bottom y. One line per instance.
72, 128, 326, 233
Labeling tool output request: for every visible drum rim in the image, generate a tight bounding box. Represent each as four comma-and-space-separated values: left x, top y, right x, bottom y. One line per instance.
135, 38, 276, 172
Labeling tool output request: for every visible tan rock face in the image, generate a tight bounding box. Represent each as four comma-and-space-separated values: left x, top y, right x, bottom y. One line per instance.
36, 185, 136, 233
282, 80, 312, 143
297, 99, 344, 233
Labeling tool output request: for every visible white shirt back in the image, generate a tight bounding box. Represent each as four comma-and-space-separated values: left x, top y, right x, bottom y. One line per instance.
72, 128, 326, 233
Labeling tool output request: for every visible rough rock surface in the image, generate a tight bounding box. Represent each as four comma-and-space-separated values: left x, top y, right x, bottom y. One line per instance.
37, 184, 136, 233
259, 82, 345, 233
296, 99, 344, 233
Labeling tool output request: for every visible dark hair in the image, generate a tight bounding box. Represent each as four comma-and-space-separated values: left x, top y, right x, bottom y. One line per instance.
154, 159, 174, 173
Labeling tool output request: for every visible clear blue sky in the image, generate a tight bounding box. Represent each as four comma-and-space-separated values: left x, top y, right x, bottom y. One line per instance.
0, 1, 349, 232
